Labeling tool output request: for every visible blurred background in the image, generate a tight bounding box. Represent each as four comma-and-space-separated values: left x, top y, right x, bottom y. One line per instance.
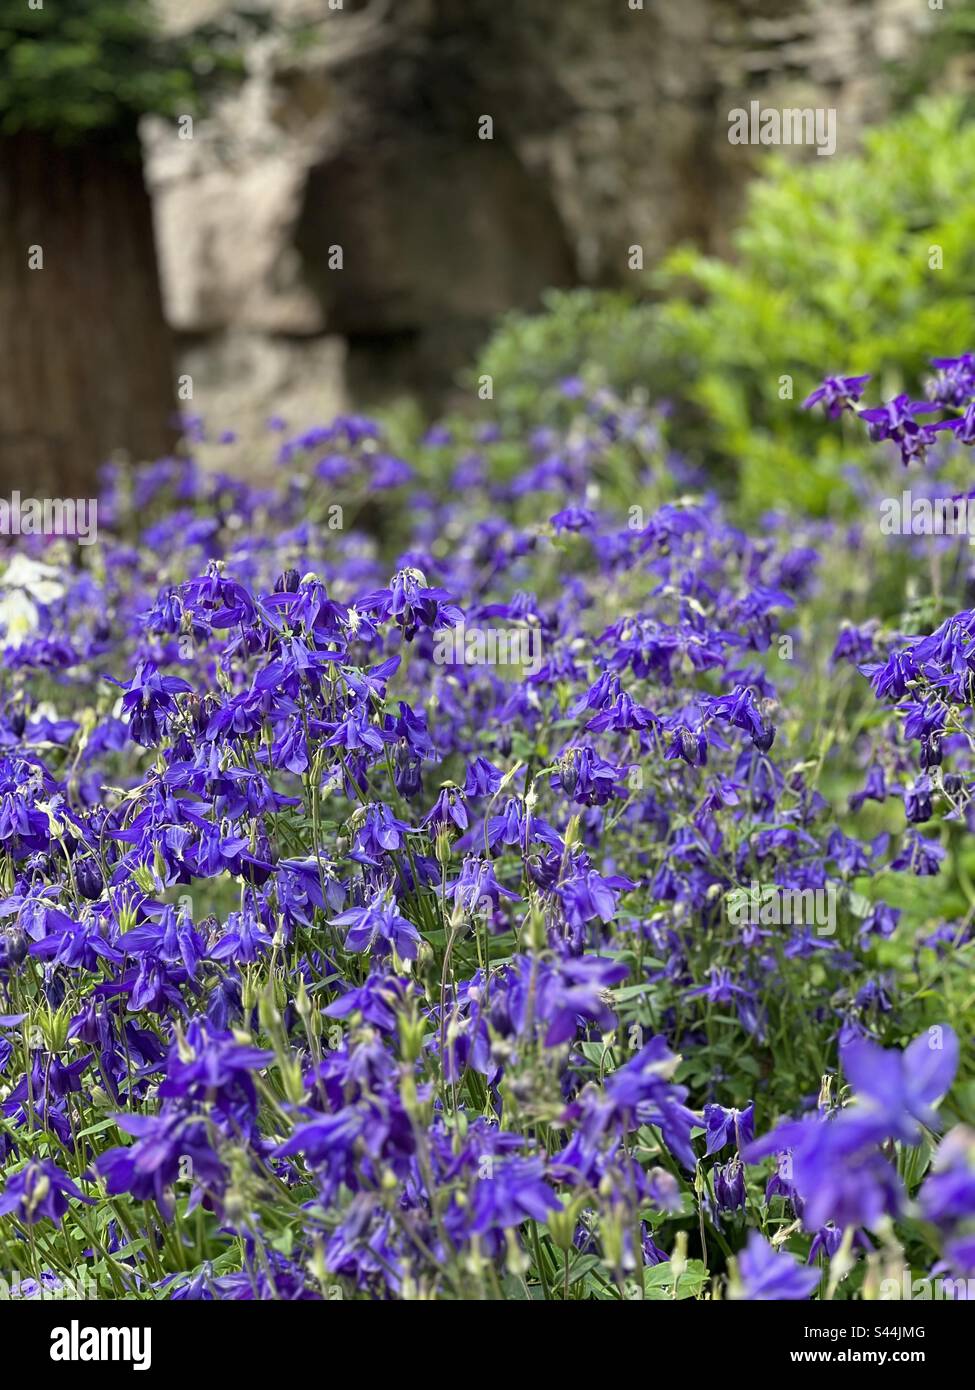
2, 0, 974, 502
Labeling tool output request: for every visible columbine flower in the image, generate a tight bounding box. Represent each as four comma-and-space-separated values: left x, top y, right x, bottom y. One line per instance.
352, 803, 412, 856
744, 1027, 957, 1232
539, 955, 629, 1046
550, 505, 596, 533
559, 865, 635, 929
331, 892, 421, 961
449, 854, 519, 914
108, 662, 193, 748
0, 1158, 91, 1225
462, 757, 503, 798
714, 1157, 746, 1212
802, 374, 871, 418
918, 1127, 975, 1228
424, 785, 468, 832
841, 1025, 958, 1145
733, 1233, 819, 1300
468, 1157, 561, 1242
99, 1111, 226, 1221
704, 1101, 755, 1154
704, 685, 775, 751
857, 393, 942, 466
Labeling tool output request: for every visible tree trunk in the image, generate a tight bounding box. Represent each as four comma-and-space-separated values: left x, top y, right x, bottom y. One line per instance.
0, 130, 176, 500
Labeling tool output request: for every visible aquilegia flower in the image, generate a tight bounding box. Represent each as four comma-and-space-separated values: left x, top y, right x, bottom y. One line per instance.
734, 1233, 820, 1300
0, 1159, 92, 1225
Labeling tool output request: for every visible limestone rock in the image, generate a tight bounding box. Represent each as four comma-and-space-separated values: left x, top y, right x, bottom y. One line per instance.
143, 0, 933, 434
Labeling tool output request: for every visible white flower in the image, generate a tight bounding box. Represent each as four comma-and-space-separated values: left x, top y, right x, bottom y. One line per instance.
0, 589, 39, 648
0, 554, 65, 605
0, 555, 64, 647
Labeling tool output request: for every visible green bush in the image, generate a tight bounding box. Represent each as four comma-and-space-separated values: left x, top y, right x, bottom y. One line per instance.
476, 98, 975, 517
0, 0, 268, 144
475, 288, 663, 422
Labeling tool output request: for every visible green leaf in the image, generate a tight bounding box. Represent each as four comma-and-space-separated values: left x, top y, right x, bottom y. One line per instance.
643, 1259, 709, 1300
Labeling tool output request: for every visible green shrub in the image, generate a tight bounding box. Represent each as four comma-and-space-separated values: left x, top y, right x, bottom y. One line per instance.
0, 0, 268, 144
475, 288, 663, 422
476, 98, 975, 517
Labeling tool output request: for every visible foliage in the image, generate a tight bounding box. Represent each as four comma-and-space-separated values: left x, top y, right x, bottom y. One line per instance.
475, 288, 662, 424
0, 359, 973, 1301
476, 99, 975, 518
0, 0, 271, 143
895, 5, 975, 111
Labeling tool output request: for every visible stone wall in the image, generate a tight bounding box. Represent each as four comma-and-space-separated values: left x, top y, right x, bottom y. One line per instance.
144, 0, 932, 446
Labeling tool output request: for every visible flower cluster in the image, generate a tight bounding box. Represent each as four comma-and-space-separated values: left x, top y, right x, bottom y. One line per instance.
0, 378, 969, 1301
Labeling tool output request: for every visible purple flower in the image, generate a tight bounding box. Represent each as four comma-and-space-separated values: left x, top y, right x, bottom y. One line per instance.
462, 757, 503, 798
857, 393, 942, 466
704, 1101, 755, 1154
99, 1113, 226, 1221
841, 1025, 958, 1144
353, 803, 412, 856
540, 955, 629, 1045
550, 506, 596, 533
704, 685, 775, 752
468, 1157, 561, 1239
106, 662, 193, 748
602, 1037, 699, 1170
424, 785, 469, 832
331, 892, 421, 961
0, 1159, 92, 1225
558, 867, 634, 931
735, 1233, 820, 1300
449, 854, 519, 914
714, 1158, 746, 1212
744, 1027, 957, 1232
919, 1127, 975, 1228
803, 374, 871, 418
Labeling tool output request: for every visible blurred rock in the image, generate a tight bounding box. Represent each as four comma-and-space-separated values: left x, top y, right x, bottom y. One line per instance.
144, 0, 931, 435
178, 331, 347, 474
